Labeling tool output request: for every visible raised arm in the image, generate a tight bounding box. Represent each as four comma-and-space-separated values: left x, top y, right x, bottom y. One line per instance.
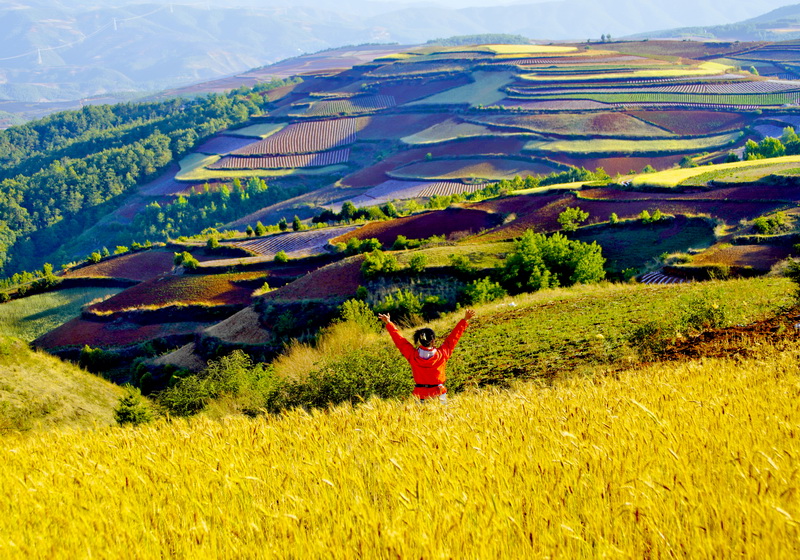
439, 309, 475, 358
379, 313, 416, 361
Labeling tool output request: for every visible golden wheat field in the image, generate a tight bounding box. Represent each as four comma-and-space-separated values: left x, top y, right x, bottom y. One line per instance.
1, 344, 799, 559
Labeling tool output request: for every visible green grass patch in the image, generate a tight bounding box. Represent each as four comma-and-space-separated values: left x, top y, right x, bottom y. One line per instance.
408, 71, 515, 107
518, 61, 730, 82
176, 150, 349, 182
569, 217, 717, 273
525, 132, 742, 156
394, 241, 515, 268
630, 155, 800, 188
229, 123, 286, 139
0, 288, 124, 342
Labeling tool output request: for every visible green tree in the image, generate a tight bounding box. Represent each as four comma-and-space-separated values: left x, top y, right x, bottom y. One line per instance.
274, 250, 289, 263
278, 217, 288, 232
557, 206, 589, 232
724, 152, 739, 163
463, 277, 507, 304
255, 221, 267, 236
361, 250, 399, 279
245, 225, 254, 237
114, 386, 154, 426
292, 215, 302, 232
501, 230, 605, 293
408, 254, 427, 274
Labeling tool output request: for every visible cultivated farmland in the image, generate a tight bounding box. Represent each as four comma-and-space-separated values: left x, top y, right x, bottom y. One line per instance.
231, 118, 368, 155
208, 149, 351, 170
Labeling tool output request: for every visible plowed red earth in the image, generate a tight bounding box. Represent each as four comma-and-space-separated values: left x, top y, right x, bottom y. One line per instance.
63, 251, 177, 282
262, 258, 363, 301
358, 113, 451, 140
659, 311, 800, 362
691, 245, 792, 268
375, 76, 472, 104
35, 319, 209, 349
580, 184, 800, 202
554, 154, 685, 175
627, 111, 750, 135
89, 271, 265, 313
331, 207, 501, 245
472, 192, 789, 241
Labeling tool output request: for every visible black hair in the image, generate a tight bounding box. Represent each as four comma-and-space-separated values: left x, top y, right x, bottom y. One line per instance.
413, 328, 435, 347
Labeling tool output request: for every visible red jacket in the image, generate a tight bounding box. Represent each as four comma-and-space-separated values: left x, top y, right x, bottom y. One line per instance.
385, 319, 469, 399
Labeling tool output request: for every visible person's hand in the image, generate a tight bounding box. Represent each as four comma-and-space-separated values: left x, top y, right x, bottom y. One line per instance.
464, 309, 476, 321
377, 313, 390, 324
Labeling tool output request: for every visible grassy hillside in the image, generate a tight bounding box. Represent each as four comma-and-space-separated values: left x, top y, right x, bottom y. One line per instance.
0, 334, 798, 557
0, 336, 123, 432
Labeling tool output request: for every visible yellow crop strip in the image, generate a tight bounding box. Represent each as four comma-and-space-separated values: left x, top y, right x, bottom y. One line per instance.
519, 61, 732, 81
630, 154, 800, 187
1, 343, 799, 557
525, 131, 742, 155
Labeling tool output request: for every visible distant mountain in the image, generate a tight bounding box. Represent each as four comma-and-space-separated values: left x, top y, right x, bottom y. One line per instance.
628, 3, 800, 41
0, 0, 792, 115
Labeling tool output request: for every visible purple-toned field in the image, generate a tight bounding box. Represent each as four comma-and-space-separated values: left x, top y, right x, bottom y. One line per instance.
209, 149, 350, 170
231, 118, 367, 155
195, 135, 259, 155
305, 95, 396, 116
227, 226, 359, 258
347, 180, 487, 206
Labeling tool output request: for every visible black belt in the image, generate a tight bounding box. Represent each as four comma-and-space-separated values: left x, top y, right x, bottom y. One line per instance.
415, 384, 443, 388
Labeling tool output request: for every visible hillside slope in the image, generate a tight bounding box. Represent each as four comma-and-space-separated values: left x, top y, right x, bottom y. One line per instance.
0, 337, 124, 432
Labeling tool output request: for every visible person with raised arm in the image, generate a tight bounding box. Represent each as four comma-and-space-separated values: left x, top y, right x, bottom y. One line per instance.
378, 309, 475, 403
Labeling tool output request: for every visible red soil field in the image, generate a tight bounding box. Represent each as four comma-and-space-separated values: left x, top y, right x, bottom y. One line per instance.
496, 99, 612, 111
262, 258, 364, 302
331, 207, 501, 245
554, 154, 685, 175
358, 113, 452, 140
472, 191, 790, 241
63, 250, 177, 282
36, 318, 211, 349
428, 138, 528, 157
472, 112, 666, 136
389, 158, 560, 181
138, 164, 184, 196
600, 40, 765, 59
691, 244, 792, 268
627, 111, 750, 135
374, 76, 473, 104
209, 149, 350, 170
89, 271, 267, 313
231, 118, 367, 156
580, 183, 800, 202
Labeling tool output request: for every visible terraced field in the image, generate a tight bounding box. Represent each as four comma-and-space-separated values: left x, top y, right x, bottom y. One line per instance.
304, 95, 396, 116
389, 157, 559, 181
208, 149, 351, 170
231, 118, 368, 155
525, 131, 743, 156
227, 226, 359, 258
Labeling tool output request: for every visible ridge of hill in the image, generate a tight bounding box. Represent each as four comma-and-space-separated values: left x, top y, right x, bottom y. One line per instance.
0, 336, 124, 432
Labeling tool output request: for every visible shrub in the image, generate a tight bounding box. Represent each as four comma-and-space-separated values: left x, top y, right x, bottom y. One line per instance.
557, 206, 589, 232
158, 351, 281, 416
86, 252, 102, 264
408, 254, 427, 274
338, 299, 381, 334
501, 230, 605, 294
462, 277, 507, 305
449, 254, 476, 275
361, 250, 399, 279
206, 237, 220, 250
274, 251, 289, 263
374, 290, 441, 323
255, 221, 267, 236
114, 386, 154, 426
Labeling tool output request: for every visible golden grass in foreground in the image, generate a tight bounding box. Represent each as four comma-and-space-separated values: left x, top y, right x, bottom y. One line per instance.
2, 342, 800, 558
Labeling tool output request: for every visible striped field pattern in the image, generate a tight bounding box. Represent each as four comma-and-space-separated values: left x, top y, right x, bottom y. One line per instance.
305, 95, 396, 117
227, 226, 359, 258
638, 271, 691, 285
230, 118, 368, 156
208, 149, 350, 170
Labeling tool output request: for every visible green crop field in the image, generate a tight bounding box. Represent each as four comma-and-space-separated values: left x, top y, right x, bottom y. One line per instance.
519, 61, 731, 82
229, 123, 287, 139
408, 71, 515, 107
526, 91, 798, 106
524, 131, 742, 155
394, 241, 515, 268
630, 155, 800, 188
0, 288, 125, 342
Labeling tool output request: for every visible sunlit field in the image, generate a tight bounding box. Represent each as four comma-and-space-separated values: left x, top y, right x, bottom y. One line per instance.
1, 341, 798, 558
